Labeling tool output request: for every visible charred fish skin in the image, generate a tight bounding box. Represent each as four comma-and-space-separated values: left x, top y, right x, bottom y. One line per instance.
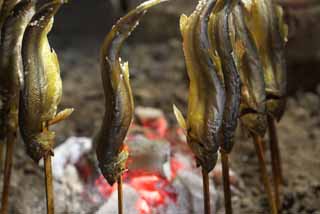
174, 0, 225, 173
96, 0, 167, 185
213, 0, 241, 153
20, 0, 66, 162
200, 0, 225, 140
243, 0, 288, 121
0, 1, 35, 142
230, 2, 267, 136
0, 0, 21, 33
0, 0, 22, 143
266, 1, 287, 121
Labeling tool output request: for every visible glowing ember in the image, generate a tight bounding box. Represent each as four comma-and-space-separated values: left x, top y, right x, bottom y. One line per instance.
135, 198, 151, 214
95, 176, 116, 198
91, 111, 189, 213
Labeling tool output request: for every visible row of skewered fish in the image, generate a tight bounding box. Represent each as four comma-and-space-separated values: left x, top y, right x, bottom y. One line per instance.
174, 0, 287, 213
0, 0, 287, 213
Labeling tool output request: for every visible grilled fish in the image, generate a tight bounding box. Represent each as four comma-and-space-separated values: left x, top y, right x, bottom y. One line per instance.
95, 0, 167, 185
20, 0, 72, 162
0, 0, 34, 142
210, 0, 241, 153
242, 0, 288, 121
229, 2, 267, 136
174, 0, 225, 173
0, 0, 21, 35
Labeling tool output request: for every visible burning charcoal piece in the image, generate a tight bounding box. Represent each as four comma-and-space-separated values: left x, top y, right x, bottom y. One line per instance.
95, 0, 168, 186
127, 135, 171, 178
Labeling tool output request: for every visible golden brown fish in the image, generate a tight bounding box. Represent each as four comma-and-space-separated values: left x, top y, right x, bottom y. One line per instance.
242, 0, 288, 121
96, 0, 167, 185
174, 0, 225, 173
19, 0, 72, 162
229, 2, 267, 136
209, 0, 241, 153
0, 0, 21, 33
0, 0, 34, 143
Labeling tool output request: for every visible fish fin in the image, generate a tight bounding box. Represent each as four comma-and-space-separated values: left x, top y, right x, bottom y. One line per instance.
180, 14, 188, 34
173, 104, 187, 131
48, 108, 74, 126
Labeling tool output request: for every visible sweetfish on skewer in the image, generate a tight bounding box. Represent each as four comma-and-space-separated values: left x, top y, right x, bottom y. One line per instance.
174, 0, 225, 173
20, 0, 72, 162
209, 0, 241, 153
229, 2, 267, 136
242, 0, 288, 120
0, 0, 23, 146
95, 0, 167, 185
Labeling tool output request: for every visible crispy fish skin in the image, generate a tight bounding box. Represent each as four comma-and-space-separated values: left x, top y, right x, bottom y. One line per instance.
230, 3, 267, 136
175, 0, 225, 173
0, 0, 21, 31
0, 1, 35, 142
19, 0, 65, 162
212, 0, 241, 153
243, 0, 287, 121
96, 0, 167, 185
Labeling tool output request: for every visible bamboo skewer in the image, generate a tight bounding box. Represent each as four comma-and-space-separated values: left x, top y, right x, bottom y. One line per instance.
253, 135, 278, 214
118, 177, 123, 214
268, 115, 283, 210
43, 125, 54, 214
44, 154, 54, 214
0, 130, 16, 214
0, 144, 4, 172
221, 150, 232, 214
202, 168, 211, 214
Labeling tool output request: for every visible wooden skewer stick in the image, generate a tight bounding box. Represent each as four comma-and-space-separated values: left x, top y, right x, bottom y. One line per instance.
44, 154, 54, 214
43, 125, 54, 214
221, 150, 233, 214
0, 143, 4, 172
268, 115, 283, 210
0, 130, 16, 214
118, 176, 123, 214
202, 168, 211, 214
253, 134, 278, 214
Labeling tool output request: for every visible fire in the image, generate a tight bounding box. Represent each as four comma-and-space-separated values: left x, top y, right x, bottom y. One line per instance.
95, 164, 181, 213
91, 110, 187, 213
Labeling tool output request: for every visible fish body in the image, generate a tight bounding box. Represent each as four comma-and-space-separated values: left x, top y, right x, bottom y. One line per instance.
230, 2, 267, 136
0, 0, 21, 33
211, 0, 241, 153
174, 0, 225, 173
0, 1, 35, 141
242, 0, 288, 121
96, 0, 167, 185
20, 0, 66, 162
